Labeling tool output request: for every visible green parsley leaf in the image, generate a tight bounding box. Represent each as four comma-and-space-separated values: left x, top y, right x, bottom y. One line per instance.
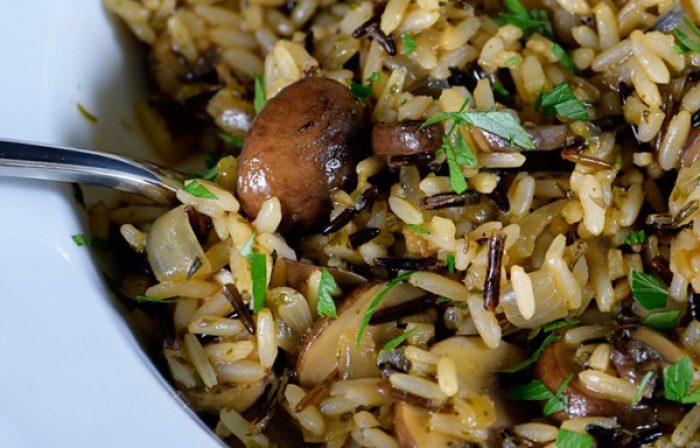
248, 252, 267, 314
674, 17, 700, 53
71, 234, 107, 250
367, 71, 381, 84
239, 234, 255, 257
551, 43, 580, 74
492, 82, 511, 100
509, 373, 571, 416
77, 103, 98, 124
631, 371, 654, 406
406, 224, 430, 235
350, 82, 373, 99
356, 272, 414, 349
542, 318, 580, 333
497, 0, 553, 39
218, 131, 244, 148
641, 310, 679, 333
537, 82, 590, 120
317, 268, 339, 318
402, 32, 417, 55
630, 270, 668, 310
555, 429, 593, 448
447, 255, 455, 274
504, 56, 521, 66
498, 333, 559, 373
435, 296, 451, 305
664, 357, 700, 403
624, 229, 647, 245
183, 180, 217, 199
444, 138, 469, 194
254, 74, 266, 114
503, 0, 529, 20
204, 152, 219, 170
424, 111, 534, 150
381, 327, 418, 351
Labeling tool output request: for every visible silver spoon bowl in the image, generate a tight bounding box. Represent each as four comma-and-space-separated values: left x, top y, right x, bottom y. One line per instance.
0, 138, 183, 204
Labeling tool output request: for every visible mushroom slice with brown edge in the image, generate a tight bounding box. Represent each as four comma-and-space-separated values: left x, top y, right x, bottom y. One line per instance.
284, 258, 367, 293
535, 340, 650, 425
295, 281, 425, 388
180, 377, 270, 414
394, 336, 524, 448
371, 120, 442, 156
470, 124, 568, 152
237, 77, 367, 231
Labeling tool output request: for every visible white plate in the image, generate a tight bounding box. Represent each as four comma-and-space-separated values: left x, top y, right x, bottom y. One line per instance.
0, 2, 220, 447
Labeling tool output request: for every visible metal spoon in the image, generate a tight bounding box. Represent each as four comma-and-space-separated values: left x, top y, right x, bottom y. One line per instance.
0, 138, 183, 204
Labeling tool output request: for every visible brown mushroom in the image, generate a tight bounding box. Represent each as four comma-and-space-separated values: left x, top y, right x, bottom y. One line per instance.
295, 281, 425, 387
470, 124, 568, 152
535, 341, 651, 425
371, 120, 442, 156
237, 77, 367, 230
681, 126, 700, 168
394, 402, 459, 448
181, 378, 269, 414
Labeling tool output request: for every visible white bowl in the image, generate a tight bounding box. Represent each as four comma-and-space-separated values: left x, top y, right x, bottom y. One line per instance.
0, 2, 220, 446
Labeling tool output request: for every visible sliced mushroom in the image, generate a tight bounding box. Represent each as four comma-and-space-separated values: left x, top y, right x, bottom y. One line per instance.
284, 258, 367, 292
394, 402, 459, 448
295, 281, 425, 387
470, 124, 568, 152
237, 77, 367, 230
430, 336, 524, 428
371, 120, 442, 156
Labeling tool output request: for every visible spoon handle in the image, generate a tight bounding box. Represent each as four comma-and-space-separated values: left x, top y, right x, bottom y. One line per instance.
0, 138, 182, 204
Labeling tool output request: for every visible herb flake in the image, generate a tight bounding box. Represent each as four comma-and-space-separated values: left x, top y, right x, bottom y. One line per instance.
402, 32, 416, 55
624, 229, 647, 245
641, 310, 679, 333
508, 373, 572, 416
406, 224, 430, 235
218, 131, 244, 148
71, 234, 107, 250
555, 429, 593, 448
424, 111, 534, 150
664, 357, 700, 403
551, 43, 580, 74
183, 180, 217, 199
248, 252, 267, 314
350, 82, 373, 99
317, 268, 339, 318
631, 371, 654, 406
356, 272, 414, 349
535, 82, 590, 120
254, 74, 266, 113
630, 270, 668, 310
447, 255, 455, 274
381, 327, 417, 351
499, 333, 559, 373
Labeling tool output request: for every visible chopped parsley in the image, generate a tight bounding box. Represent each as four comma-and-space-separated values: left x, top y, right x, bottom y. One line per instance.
508, 372, 572, 416
435, 296, 451, 305
504, 55, 521, 66
367, 71, 381, 84
664, 357, 700, 403
254, 74, 266, 113
447, 255, 456, 273
402, 32, 416, 55
183, 180, 217, 199
624, 229, 647, 245
406, 224, 430, 234
551, 43, 580, 74
71, 234, 107, 250
641, 310, 679, 333
555, 429, 593, 448
535, 82, 590, 120
350, 82, 373, 99
542, 318, 581, 333
630, 270, 668, 310
497, 0, 553, 39
428, 100, 473, 194
248, 252, 267, 314
631, 371, 654, 406
317, 268, 339, 318
356, 271, 414, 349
492, 82, 511, 100
218, 131, 244, 148
381, 327, 417, 351
424, 110, 534, 150
499, 333, 559, 373
673, 17, 700, 54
